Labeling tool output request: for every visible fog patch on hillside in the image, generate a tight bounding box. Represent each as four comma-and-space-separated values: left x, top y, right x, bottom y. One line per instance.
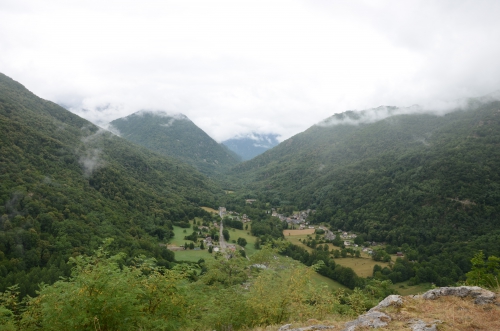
78, 128, 108, 177
316, 94, 500, 128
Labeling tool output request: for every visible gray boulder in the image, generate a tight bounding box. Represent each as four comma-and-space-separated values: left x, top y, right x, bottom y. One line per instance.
278, 324, 333, 331
420, 286, 496, 305
369, 294, 403, 312
408, 319, 440, 331
343, 310, 391, 331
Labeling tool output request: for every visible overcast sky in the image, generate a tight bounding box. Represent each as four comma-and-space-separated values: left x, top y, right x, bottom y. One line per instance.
1, 0, 500, 141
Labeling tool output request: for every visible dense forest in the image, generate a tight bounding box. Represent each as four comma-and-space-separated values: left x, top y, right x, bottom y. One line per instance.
227, 99, 500, 285
110, 111, 240, 177
0, 73, 222, 297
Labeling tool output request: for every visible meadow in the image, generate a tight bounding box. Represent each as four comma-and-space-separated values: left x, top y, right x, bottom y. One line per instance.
283, 229, 315, 236
169, 220, 260, 260
201, 206, 218, 214
283, 230, 390, 277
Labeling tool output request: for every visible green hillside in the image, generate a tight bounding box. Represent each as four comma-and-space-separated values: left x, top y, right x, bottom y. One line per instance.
228, 100, 500, 285
110, 111, 241, 177
0, 73, 222, 297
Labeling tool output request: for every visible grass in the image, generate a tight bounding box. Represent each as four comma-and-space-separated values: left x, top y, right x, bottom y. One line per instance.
310, 272, 347, 291
381, 293, 500, 330
283, 229, 316, 236
169, 225, 194, 247
249, 290, 500, 331
169, 221, 260, 261
201, 206, 218, 214
390, 281, 434, 296
332, 257, 389, 278
226, 223, 259, 256
283, 231, 390, 277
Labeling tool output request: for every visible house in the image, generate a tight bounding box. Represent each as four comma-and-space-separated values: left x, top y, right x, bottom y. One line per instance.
344, 241, 351, 246
245, 199, 257, 204
397, 252, 404, 257
218, 207, 226, 217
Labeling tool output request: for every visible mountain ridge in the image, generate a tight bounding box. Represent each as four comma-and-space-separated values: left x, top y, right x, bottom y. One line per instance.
0, 72, 221, 297
110, 110, 241, 177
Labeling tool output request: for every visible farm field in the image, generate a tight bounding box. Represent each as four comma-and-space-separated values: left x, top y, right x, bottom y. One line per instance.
331, 257, 389, 278
283, 230, 390, 277
284, 234, 314, 252
391, 281, 434, 296
169, 225, 196, 247
225, 223, 258, 256
283, 229, 315, 236
201, 206, 218, 214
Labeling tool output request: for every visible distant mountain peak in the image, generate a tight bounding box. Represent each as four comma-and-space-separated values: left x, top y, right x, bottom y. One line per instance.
110, 110, 240, 176
126, 109, 189, 121
222, 132, 280, 161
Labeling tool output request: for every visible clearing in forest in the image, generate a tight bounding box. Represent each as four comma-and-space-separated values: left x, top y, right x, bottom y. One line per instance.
201, 206, 218, 214
283, 229, 315, 236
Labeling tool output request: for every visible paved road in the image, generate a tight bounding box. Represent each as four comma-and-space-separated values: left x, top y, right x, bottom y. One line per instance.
219, 218, 226, 250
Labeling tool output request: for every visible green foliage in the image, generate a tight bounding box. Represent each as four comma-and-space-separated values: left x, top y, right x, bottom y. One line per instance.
110, 111, 240, 177
1, 241, 187, 331
0, 242, 402, 330
0, 73, 222, 297
228, 99, 500, 284
222, 217, 243, 229
237, 237, 247, 247
466, 251, 500, 289
222, 229, 230, 241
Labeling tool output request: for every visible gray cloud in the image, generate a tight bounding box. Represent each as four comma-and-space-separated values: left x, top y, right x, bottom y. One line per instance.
1, 1, 500, 141
79, 148, 103, 177
78, 128, 107, 176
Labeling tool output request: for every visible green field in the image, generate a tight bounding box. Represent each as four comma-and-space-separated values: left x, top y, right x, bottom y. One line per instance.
169, 221, 260, 261
283, 232, 390, 277
391, 281, 434, 296
169, 225, 195, 247
330, 257, 389, 278
201, 206, 218, 214
226, 223, 259, 256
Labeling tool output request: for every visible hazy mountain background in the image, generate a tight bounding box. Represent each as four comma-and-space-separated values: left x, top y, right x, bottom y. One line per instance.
110, 111, 241, 177
0, 73, 221, 296
222, 133, 280, 161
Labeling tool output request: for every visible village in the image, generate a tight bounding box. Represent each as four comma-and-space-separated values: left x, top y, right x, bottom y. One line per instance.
166, 202, 393, 264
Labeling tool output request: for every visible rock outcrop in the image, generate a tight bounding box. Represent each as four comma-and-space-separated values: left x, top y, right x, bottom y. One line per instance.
418, 286, 496, 305
278, 324, 334, 331
278, 286, 498, 331
341, 286, 496, 330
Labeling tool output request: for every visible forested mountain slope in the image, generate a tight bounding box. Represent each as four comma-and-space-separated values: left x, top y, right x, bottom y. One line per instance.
228, 100, 500, 284
0, 73, 221, 297
110, 111, 241, 177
